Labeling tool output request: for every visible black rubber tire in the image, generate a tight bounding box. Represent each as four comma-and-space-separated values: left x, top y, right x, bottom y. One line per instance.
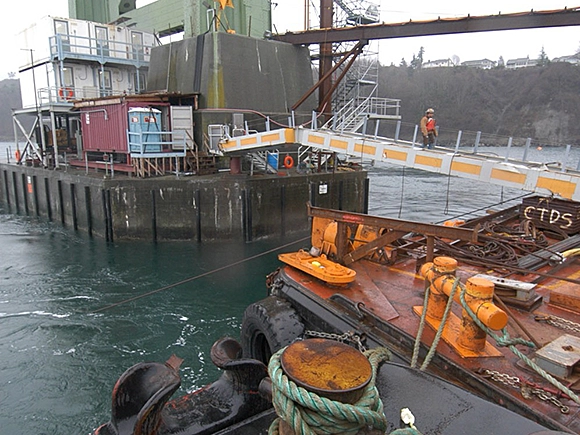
240, 296, 304, 364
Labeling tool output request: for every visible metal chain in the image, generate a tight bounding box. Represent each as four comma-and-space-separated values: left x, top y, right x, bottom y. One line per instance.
535, 314, 580, 334
482, 370, 570, 414
304, 330, 367, 352
530, 387, 570, 414
484, 369, 521, 389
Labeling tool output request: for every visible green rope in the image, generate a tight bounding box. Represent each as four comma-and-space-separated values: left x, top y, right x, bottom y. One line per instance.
390, 429, 423, 435
457, 282, 580, 406
268, 346, 391, 435
420, 278, 459, 371
411, 272, 459, 371
410, 282, 430, 369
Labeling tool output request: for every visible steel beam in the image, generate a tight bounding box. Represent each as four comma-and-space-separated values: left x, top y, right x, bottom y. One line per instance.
273, 8, 580, 45
307, 203, 480, 243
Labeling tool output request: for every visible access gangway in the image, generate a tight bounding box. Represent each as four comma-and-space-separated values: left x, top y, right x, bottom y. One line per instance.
220, 127, 580, 202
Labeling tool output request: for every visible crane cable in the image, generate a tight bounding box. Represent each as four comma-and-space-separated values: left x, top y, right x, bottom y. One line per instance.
90, 236, 310, 314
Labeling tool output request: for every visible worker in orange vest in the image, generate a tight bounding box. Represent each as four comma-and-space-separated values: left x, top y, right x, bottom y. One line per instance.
420, 108, 437, 149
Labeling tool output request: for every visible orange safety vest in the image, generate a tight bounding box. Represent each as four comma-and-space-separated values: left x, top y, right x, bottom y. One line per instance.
426, 118, 436, 132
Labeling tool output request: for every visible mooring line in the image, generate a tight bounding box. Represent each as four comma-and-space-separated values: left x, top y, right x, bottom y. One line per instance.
435, 192, 532, 224
89, 236, 310, 314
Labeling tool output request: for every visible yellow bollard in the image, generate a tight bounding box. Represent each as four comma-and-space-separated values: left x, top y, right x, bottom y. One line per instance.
417, 256, 507, 357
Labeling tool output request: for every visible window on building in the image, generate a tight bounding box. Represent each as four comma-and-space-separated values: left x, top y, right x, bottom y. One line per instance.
57, 66, 76, 100
98, 70, 113, 96
62, 67, 74, 88
54, 20, 70, 53
131, 31, 144, 62
133, 71, 147, 93
95, 26, 110, 57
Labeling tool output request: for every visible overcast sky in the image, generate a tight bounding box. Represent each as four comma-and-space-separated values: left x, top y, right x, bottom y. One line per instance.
272, 1, 580, 66
1, 0, 578, 78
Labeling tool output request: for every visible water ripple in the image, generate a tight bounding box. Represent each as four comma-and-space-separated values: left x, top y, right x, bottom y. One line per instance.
0, 310, 71, 319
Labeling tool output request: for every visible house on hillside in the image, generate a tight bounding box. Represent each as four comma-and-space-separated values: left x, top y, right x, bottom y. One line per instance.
506, 56, 538, 69
552, 54, 580, 65
423, 58, 454, 68
461, 59, 496, 69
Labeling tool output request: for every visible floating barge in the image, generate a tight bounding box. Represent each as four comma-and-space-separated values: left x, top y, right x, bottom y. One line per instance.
93, 195, 580, 434
241, 197, 580, 432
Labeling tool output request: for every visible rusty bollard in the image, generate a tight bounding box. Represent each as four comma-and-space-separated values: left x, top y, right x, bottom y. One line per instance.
274, 338, 382, 434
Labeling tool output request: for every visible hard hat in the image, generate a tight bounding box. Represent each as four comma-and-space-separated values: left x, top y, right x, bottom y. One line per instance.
426, 108, 434, 114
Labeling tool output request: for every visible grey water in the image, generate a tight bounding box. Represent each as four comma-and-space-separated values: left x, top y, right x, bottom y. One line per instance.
0, 142, 578, 434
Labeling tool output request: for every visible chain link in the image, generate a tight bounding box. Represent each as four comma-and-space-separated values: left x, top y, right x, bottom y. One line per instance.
531, 388, 570, 414
484, 369, 521, 389
304, 330, 367, 352
535, 314, 580, 334
482, 369, 570, 414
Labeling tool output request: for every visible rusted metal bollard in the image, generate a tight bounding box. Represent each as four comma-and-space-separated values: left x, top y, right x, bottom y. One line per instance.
277, 338, 375, 434
458, 276, 507, 352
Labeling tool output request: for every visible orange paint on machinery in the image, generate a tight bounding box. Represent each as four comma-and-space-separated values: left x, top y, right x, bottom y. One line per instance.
420, 256, 508, 354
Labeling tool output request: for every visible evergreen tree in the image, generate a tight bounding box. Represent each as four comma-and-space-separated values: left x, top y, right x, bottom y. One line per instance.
537, 46, 550, 66
410, 47, 425, 69
399, 58, 408, 68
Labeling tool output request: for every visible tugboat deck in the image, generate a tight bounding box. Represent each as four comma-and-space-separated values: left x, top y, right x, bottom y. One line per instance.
271, 199, 580, 432
212, 362, 556, 435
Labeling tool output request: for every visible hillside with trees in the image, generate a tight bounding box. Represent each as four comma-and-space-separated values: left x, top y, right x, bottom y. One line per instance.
2, 62, 580, 145
377, 62, 580, 145
0, 79, 22, 140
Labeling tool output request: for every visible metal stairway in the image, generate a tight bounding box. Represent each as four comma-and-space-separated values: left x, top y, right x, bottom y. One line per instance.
325, 96, 402, 133
247, 151, 278, 174
328, 0, 383, 132
333, 0, 380, 25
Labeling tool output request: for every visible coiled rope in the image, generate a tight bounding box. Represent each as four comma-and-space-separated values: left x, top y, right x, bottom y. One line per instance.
267, 346, 392, 435
456, 281, 580, 406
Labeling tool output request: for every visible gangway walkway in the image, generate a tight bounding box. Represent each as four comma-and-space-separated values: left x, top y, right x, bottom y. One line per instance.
221, 128, 580, 201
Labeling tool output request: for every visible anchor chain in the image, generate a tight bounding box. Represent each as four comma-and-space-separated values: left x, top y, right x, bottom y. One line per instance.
304, 330, 367, 353
482, 369, 570, 414
535, 314, 580, 334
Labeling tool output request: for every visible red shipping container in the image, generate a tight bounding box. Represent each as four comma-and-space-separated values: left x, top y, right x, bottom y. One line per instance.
79, 99, 169, 156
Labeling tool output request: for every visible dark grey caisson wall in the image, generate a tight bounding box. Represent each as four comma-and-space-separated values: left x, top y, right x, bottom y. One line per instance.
0, 164, 367, 242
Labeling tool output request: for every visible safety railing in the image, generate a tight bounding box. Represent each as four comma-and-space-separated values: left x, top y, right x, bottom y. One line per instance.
363, 118, 580, 172
127, 131, 187, 157
49, 33, 154, 67
35, 85, 141, 106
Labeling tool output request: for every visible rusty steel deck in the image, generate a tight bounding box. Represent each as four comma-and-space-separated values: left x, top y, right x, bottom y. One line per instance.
275, 200, 580, 432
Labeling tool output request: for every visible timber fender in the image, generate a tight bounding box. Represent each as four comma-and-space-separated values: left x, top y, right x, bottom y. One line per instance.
241, 296, 304, 364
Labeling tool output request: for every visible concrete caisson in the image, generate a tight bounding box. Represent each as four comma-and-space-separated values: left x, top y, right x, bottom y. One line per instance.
0, 163, 367, 242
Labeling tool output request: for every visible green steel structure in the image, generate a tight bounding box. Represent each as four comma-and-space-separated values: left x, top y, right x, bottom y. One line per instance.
68, 0, 272, 39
